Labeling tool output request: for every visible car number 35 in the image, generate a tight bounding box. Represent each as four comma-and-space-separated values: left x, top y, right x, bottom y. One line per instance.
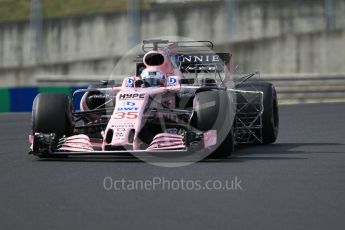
113, 112, 139, 119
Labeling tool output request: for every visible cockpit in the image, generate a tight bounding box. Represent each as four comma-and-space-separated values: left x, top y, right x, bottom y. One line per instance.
140, 69, 165, 87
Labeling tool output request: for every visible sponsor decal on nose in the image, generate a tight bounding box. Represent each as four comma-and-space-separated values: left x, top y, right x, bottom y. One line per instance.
124, 101, 136, 106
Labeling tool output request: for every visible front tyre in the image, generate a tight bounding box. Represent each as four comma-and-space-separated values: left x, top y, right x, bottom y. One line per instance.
32, 93, 74, 139
191, 90, 235, 158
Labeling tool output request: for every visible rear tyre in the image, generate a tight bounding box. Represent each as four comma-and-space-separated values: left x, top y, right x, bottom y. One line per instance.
191, 90, 235, 158
254, 83, 279, 144
237, 82, 279, 144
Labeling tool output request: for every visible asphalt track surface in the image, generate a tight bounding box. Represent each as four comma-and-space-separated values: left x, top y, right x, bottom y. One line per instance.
1, 103, 345, 230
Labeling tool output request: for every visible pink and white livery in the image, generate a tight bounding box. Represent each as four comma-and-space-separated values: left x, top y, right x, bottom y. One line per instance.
29, 40, 279, 159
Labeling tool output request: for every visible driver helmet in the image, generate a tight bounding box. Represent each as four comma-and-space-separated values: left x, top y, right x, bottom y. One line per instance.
140, 69, 165, 86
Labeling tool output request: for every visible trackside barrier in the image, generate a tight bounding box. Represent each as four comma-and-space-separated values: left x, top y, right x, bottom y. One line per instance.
0, 86, 87, 113
1, 74, 344, 112
255, 74, 345, 104
38, 73, 345, 104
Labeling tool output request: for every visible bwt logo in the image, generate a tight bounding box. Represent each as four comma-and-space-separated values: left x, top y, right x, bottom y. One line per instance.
119, 93, 145, 100
168, 77, 177, 85
123, 101, 136, 106
126, 78, 134, 87
117, 107, 139, 111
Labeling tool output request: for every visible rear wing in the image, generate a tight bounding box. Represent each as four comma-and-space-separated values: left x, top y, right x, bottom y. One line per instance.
136, 53, 232, 75
176, 53, 231, 73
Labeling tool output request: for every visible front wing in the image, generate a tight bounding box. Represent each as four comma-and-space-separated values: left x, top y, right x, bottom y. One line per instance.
29, 132, 207, 158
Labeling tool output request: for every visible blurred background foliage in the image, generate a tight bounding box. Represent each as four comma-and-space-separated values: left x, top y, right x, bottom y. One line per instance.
0, 0, 139, 22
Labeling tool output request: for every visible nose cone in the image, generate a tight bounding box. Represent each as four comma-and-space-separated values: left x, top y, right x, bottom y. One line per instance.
102, 91, 148, 151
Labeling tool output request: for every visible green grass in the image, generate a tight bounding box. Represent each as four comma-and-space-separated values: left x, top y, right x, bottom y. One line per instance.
0, 0, 133, 22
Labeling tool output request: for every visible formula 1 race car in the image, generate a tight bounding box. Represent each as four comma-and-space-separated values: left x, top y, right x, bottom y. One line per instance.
29, 40, 279, 160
